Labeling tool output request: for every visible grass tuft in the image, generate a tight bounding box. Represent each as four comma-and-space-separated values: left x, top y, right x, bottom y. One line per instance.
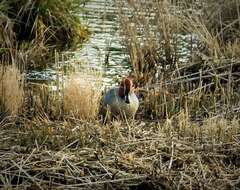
0, 64, 24, 117
63, 72, 102, 121
0, 0, 89, 68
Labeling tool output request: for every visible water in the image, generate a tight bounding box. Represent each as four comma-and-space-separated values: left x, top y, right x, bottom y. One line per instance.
25, 0, 196, 88
75, 0, 131, 86
26, 0, 130, 88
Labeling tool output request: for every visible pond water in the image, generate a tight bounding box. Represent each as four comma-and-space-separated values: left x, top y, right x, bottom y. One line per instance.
26, 0, 130, 88
26, 0, 196, 89
74, 0, 131, 86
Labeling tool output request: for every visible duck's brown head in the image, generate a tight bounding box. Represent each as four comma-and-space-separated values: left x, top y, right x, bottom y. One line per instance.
118, 77, 134, 104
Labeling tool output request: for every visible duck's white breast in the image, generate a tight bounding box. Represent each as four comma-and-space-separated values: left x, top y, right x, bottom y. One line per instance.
103, 88, 139, 118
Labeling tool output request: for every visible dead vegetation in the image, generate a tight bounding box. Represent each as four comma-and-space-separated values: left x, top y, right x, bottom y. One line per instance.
63, 72, 102, 121
0, 116, 240, 189
117, 0, 240, 121
0, 64, 24, 118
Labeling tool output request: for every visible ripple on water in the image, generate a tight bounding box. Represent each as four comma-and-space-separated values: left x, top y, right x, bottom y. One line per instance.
26, 0, 130, 89
74, 0, 131, 88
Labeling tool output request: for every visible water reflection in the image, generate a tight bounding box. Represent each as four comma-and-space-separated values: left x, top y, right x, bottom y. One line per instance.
77, 0, 131, 87
27, 0, 131, 88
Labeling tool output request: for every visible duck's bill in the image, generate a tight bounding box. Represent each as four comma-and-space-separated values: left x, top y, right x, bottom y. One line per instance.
125, 94, 130, 104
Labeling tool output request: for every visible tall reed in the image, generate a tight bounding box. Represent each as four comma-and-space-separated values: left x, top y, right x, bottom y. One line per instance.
117, 0, 240, 120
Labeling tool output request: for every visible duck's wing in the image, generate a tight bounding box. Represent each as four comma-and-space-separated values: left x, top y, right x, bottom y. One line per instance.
103, 88, 119, 105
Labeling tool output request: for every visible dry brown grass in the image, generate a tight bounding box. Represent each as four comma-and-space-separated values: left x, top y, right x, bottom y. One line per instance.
117, 0, 186, 86
0, 1, 240, 189
117, 0, 240, 87
0, 64, 24, 117
117, 0, 240, 121
63, 72, 102, 121
140, 60, 240, 120
0, 115, 240, 189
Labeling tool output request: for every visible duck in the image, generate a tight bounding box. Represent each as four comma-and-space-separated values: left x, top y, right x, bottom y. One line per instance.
103, 77, 139, 119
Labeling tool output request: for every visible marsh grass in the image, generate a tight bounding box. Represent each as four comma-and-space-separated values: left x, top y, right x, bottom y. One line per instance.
0, 0, 89, 68
118, 0, 240, 85
21, 52, 102, 122
63, 72, 102, 121
1, 115, 240, 189
0, 64, 24, 117
0, 0, 240, 189
117, 0, 240, 121
141, 62, 240, 120
0, 66, 240, 189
